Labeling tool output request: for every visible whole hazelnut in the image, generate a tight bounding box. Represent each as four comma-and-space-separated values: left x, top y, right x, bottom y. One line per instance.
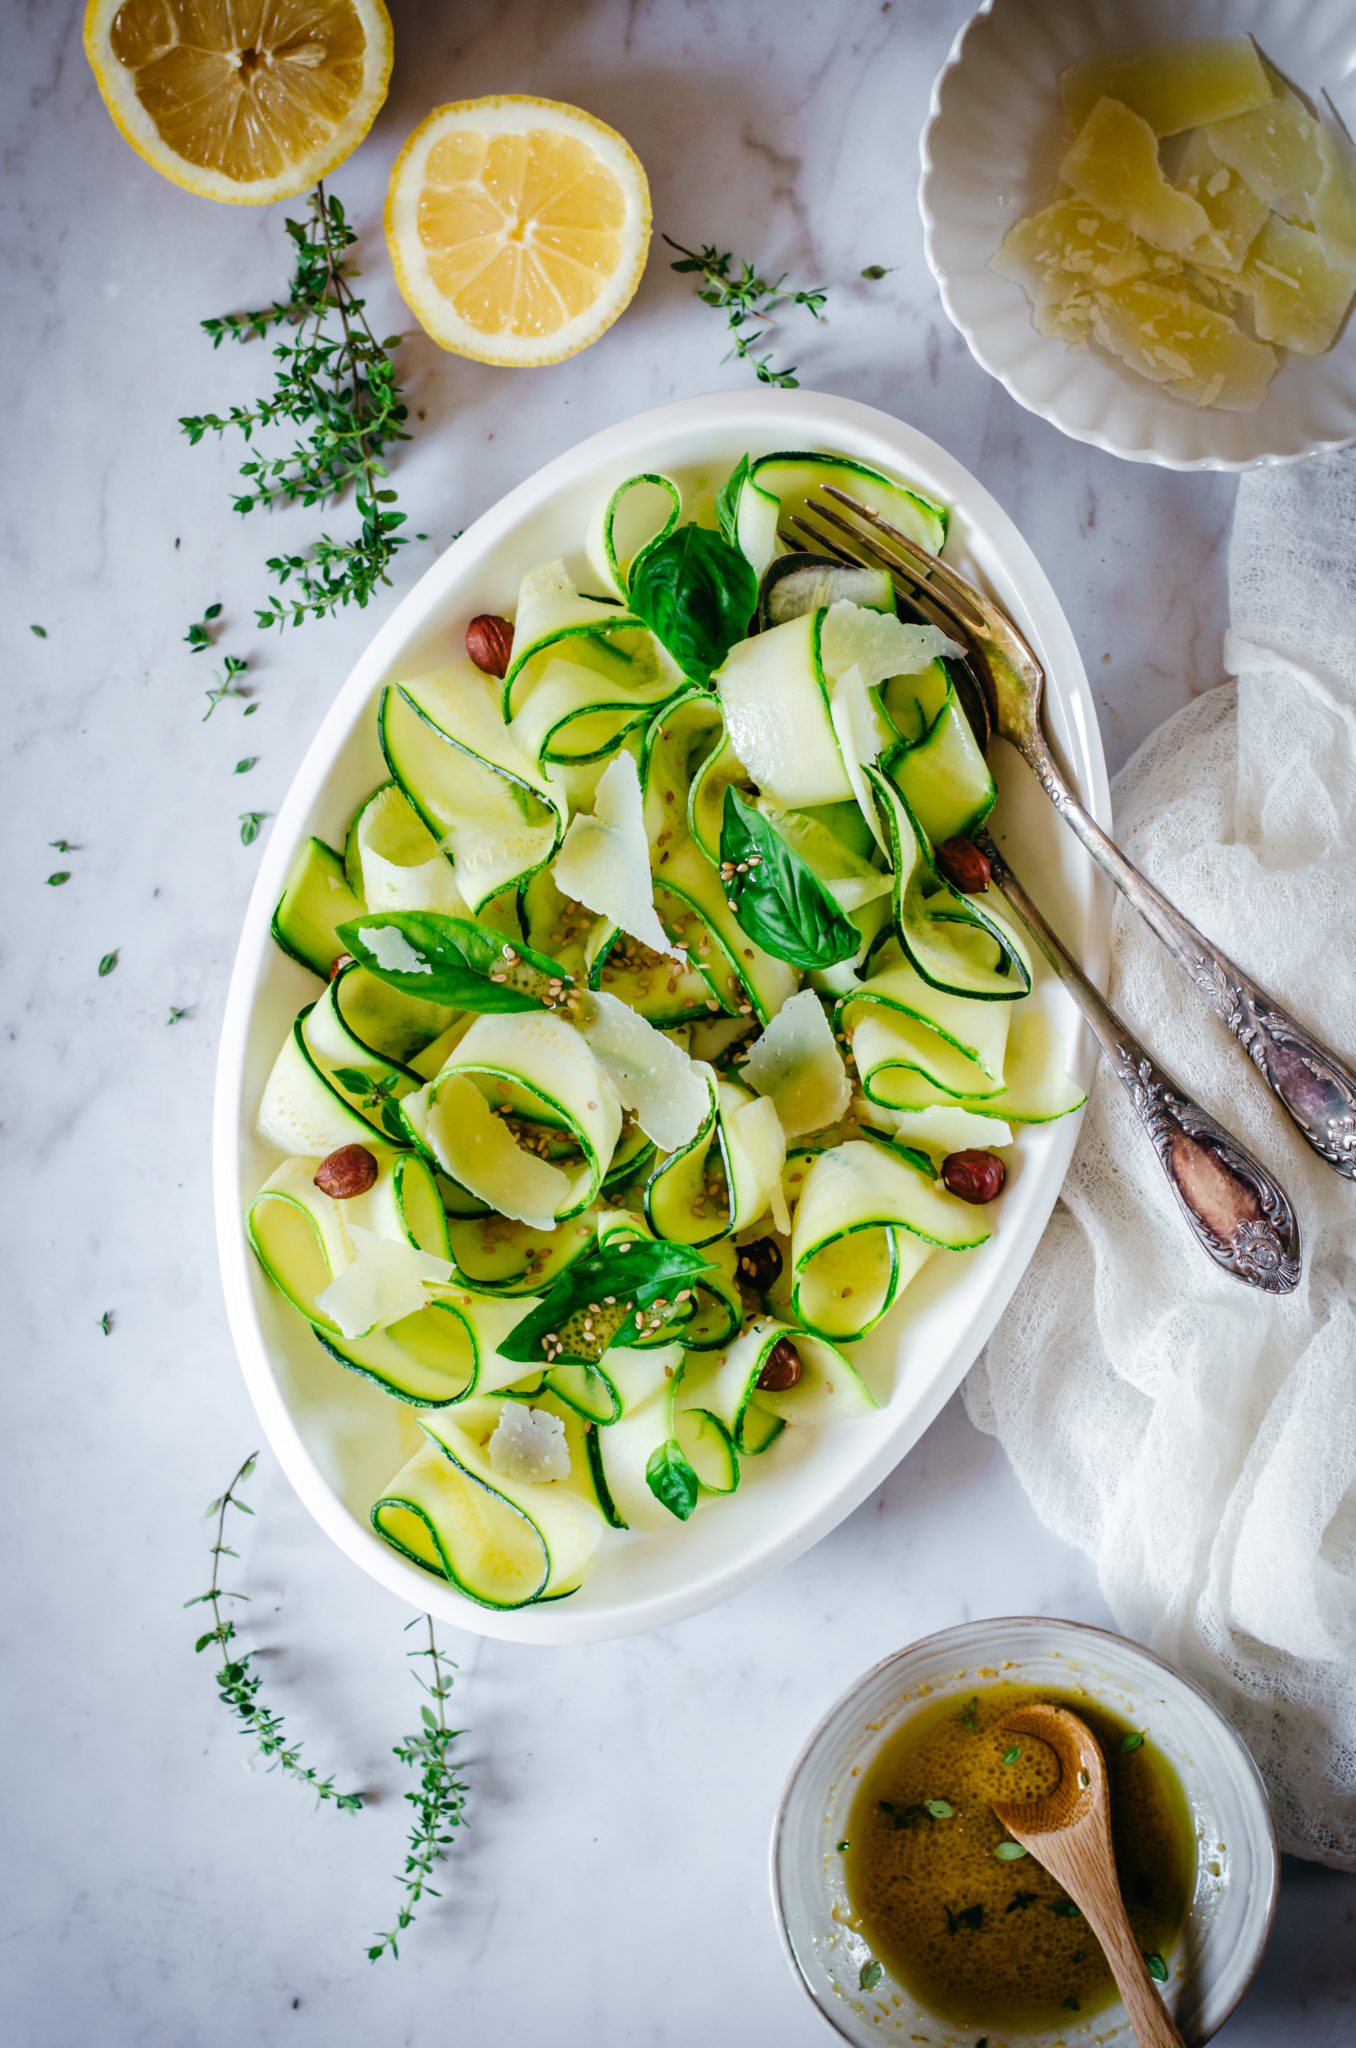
934, 837, 992, 894
314, 1144, 379, 1200
941, 1149, 1006, 1204
737, 1237, 783, 1294
756, 1336, 803, 1392
466, 614, 515, 679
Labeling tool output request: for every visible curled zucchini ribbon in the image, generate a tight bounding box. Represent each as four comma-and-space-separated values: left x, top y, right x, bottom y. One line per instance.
403, 1010, 622, 1229
789, 1137, 990, 1342
373, 1398, 606, 1609
248, 1153, 531, 1406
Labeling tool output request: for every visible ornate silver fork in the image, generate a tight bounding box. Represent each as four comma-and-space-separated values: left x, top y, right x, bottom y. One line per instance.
787, 484, 1356, 1181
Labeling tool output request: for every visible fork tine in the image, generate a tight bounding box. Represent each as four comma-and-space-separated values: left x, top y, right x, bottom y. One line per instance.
784, 505, 972, 640
818, 485, 990, 628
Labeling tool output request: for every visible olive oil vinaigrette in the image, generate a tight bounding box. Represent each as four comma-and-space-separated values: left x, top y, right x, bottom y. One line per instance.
843, 1684, 1194, 2029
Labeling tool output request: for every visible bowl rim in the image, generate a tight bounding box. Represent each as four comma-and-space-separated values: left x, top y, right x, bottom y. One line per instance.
212, 385, 1112, 1644
769, 1613, 1281, 2045
917, 0, 1356, 474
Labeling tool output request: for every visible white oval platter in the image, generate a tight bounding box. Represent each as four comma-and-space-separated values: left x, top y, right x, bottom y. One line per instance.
213, 386, 1111, 1644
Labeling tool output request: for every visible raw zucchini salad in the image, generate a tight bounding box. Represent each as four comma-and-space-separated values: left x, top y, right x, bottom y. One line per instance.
248, 449, 1083, 1610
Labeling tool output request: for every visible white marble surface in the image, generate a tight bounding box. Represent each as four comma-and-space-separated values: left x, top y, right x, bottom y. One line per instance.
2, 2, 1353, 2043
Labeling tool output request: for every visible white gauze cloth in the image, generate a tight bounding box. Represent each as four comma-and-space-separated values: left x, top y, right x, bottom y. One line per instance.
965, 449, 1356, 1870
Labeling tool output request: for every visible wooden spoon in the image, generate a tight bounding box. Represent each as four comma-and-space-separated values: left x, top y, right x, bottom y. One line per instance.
990, 1704, 1186, 2048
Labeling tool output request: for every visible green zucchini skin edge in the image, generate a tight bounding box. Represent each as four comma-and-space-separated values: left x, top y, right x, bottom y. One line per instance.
369, 1493, 553, 1610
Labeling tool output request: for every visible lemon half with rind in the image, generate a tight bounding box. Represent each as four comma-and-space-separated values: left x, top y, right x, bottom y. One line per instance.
386, 96, 652, 366
84, 0, 393, 206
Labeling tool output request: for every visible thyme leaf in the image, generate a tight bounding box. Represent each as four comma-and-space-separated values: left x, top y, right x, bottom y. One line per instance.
663, 235, 826, 388
204, 654, 250, 721
367, 1616, 469, 1962
191, 1453, 363, 1814
182, 185, 410, 632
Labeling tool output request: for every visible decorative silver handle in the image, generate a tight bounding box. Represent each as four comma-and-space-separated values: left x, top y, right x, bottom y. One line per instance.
980, 837, 1302, 1294
1022, 732, 1356, 1179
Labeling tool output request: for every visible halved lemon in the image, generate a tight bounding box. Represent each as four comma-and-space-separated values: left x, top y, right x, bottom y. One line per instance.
386, 96, 652, 366
84, 0, 393, 206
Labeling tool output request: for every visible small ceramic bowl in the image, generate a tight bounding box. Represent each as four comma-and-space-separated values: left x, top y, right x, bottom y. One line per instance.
919, 0, 1356, 469
770, 1617, 1278, 2046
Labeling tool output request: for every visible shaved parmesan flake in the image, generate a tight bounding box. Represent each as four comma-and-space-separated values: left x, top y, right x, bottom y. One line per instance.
424, 1073, 571, 1232
488, 1403, 571, 1482
575, 991, 708, 1152
819, 601, 959, 688
357, 925, 434, 975
316, 1224, 455, 1340
860, 1100, 1014, 1160
553, 752, 679, 959
742, 991, 851, 1140
731, 1094, 790, 1235
828, 663, 891, 855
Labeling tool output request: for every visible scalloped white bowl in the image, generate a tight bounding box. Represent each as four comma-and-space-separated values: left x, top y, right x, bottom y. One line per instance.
214, 388, 1110, 1644
920, 0, 1356, 469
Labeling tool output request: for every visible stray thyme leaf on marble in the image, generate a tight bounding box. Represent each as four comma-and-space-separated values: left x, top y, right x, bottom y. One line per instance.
98, 1310, 113, 1336
235, 757, 259, 774
204, 653, 250, 721
31, 624, 47, 638
367, 1615, 469, 1963
50, 839, 75, 851
168, 1007, 187, 1024
860, 264, 892, 280
186, 603, 223, 653
181, 184, 410, 633
240, 812, 267, 846
98, 949, 119, 976
188, 1452, 364, 1814
663, 235, 826, 388
47, 872, 70, 886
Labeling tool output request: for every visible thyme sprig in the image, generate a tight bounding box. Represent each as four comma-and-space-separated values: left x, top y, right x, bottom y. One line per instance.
664, 235, 827, 388
367, 1616, 469, 1961
187, 1453, 363, 1814
181, 185, 410, 632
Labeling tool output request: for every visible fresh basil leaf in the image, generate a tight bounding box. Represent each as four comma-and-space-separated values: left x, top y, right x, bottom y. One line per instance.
499, 1240, 716, 1365
858, 1959, 883, 1992
720, 787, 859, 969
924, 1799, 954, 1820
993, 1840, 1028, 1861
337, 912, 565, 1014
628, 522, 757, 682
646, 1439, 699, 1521
715, 454, 751, 547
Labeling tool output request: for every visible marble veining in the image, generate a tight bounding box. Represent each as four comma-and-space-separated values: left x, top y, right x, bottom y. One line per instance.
2, 1, 1352, 2042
